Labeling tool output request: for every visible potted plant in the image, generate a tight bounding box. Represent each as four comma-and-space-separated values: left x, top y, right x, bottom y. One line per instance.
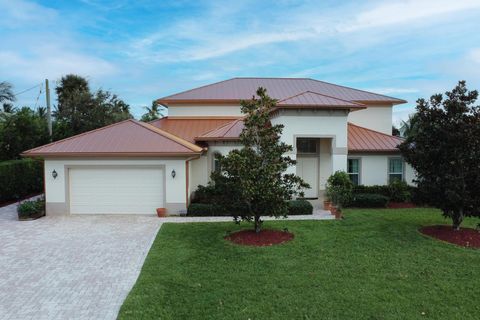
325, 171, 353, 219
17, 197, 45, 221
156, 208, 167, 217
323, 196, 333, 211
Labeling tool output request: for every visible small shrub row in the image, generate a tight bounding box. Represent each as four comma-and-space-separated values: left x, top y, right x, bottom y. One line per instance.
187, 200, 313, 216
349, 193, 389, 208
352, 180, 411, 203
0, 159, 43, 203
287, 200, 313, 215
17, 197, 45, 220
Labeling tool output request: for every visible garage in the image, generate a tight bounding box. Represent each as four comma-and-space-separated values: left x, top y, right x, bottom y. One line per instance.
69, 167, 164, 215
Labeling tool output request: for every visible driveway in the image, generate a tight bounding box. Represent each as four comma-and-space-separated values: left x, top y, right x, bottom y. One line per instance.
0, 200, 162, 320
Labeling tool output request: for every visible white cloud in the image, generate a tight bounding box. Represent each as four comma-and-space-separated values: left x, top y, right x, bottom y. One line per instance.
0, 0, 57, 27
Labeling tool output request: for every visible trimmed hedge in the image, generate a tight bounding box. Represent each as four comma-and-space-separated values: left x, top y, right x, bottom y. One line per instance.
352, 181, 412, 203
0, 159, 43, 203
349, 193, 389, 208
187, 200, 313, 216
288, 200, 313, 215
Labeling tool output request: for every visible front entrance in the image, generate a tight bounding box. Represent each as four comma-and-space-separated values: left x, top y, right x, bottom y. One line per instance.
296, 156, 319, 198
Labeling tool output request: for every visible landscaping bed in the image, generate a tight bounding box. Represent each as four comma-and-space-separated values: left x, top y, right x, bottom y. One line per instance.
420, 225, 480, 248
225, 229, 294, 246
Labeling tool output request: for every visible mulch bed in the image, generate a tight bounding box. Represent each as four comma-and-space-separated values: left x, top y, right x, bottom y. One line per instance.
388, 202, 417, 209
225, 229, 294, 246
420, 225, 480, 248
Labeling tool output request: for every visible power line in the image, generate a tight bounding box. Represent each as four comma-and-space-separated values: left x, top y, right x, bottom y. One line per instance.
34, 83, 44, 109
13, 83, 42, 97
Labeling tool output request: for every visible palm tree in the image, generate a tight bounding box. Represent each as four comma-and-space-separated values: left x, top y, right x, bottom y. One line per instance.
399, 113, 419, 138
0, 81, 15, 105
140, 101, 164, 122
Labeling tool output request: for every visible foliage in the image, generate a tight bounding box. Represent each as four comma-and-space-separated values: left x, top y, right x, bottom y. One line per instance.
0, 81, 15, 110
388, 179, 411, 202
399, 81, 480, 229
17, 197, 45, 219
211, 88, 308, 232
119, 209, 480, 320
392, 125, 400, 136
287, 200, 313, 215
187, 203, 229, 216
0, 107, 50, 160
349, 193, 389, 208
53, 74, 132, 139
325, 171, 353, 209
399, 113, 419, 138
0, 159, 43, 202
140, 100, 164, 122
352, 185, 391, 197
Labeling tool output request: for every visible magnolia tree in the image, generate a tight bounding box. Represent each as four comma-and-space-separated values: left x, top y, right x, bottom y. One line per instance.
399, 81, 480, 230
213, 88, 309, 232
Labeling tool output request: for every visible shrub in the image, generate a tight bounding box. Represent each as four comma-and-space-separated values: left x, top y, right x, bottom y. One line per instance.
288, 200, 313, 215
326, 171, 353, 209
0, 159, 43, 202
388, 180, 411, 202
352, 185, 391, 197
349, 193, 389, 208
17, 197, 45, 219
187, 203, 230, 216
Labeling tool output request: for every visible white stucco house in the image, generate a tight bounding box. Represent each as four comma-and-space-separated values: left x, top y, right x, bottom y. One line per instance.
23, 78, 414, 216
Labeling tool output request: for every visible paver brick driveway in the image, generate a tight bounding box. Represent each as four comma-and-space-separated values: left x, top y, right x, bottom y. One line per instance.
0, 200, 161, 320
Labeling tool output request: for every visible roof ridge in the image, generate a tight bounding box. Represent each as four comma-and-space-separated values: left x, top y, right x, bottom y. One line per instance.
308, 78, 406, 103
22, 119, 134, 155
195, 118, 240, 138
348, 122, 404, 140
278, 90, 364, 106
134, 120, 203, 152
157, 78, 236, 101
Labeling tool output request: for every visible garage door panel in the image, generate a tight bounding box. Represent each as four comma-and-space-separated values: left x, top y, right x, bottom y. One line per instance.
69, 167, 164, 215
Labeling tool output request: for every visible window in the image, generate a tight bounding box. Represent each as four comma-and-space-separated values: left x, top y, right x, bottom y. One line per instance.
388, 158, 403, 183
297, 138, 318, 154
213, 157, 221, 173
347, 158, 360, 185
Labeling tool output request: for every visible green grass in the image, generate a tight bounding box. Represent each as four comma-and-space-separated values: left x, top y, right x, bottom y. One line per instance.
118, 209, 480, 320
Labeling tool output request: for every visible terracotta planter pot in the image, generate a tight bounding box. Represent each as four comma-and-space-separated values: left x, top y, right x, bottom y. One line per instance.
334, 208, 343, 220
329, 206, 336, 216
323, 200, 332, 211
156, 208, 167, 217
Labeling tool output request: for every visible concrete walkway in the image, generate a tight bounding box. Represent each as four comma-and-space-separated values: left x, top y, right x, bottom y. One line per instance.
0, 198, 332, 320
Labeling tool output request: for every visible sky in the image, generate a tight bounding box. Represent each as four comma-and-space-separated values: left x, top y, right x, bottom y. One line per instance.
1, 0, 480, 124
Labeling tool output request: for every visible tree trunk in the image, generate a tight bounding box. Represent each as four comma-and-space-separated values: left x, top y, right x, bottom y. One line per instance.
254, 215, 262, 233
452, 209, 464, 231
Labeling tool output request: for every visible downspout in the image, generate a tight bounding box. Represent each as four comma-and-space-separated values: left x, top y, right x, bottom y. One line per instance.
185, 150, 205, 207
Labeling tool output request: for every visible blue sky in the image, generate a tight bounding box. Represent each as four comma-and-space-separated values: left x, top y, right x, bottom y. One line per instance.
1, 0, 480, 124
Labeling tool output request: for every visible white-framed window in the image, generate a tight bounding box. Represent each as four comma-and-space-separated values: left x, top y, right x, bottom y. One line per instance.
388, 158, 404, 183
347, 158, 360, 186
297, 138, 318, 154
213, 158, 222, 173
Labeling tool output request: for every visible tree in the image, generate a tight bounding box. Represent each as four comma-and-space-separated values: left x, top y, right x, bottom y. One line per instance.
140, 100, 163, 122
53, 74, 132, 139
392, 125, 400, 136
212, 88, 309, 232
0, 107, 49, 160
399, 113, 419, 138
1, 81, 16, 111
399, 81, 480, 229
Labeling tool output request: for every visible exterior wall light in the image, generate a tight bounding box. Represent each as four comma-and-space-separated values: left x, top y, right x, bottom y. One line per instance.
52, 170, 58, 179
171, 169, 176, 178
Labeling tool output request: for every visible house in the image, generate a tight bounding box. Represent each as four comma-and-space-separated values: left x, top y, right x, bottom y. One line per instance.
22, 78, 414, 216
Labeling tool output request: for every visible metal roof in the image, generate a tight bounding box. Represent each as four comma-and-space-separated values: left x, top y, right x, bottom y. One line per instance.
22, 119, 203, 157
348, 123, 404, 153
149, 117, 236, 143
277, 91, 365, 108
158, 78, 406, 105
195, 119, 403, 153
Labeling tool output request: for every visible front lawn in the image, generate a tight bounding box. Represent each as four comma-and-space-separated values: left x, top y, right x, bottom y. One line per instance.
118, 209, 480, 319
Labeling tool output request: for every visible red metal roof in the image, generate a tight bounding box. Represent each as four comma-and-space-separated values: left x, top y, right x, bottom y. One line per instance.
158, 78, 406, 105
277, 91, 364, 108
22, 119, 203, 157
149, 117, 236, 143
348, 123, 404, 153
195, 119, 245, 141
196, 119, 403, 153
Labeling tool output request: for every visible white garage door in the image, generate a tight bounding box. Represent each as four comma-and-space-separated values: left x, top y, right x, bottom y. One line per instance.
69, 167, 164, 214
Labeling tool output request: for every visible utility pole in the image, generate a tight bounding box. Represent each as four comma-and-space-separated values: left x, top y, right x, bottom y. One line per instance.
45, 79, 52, 141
